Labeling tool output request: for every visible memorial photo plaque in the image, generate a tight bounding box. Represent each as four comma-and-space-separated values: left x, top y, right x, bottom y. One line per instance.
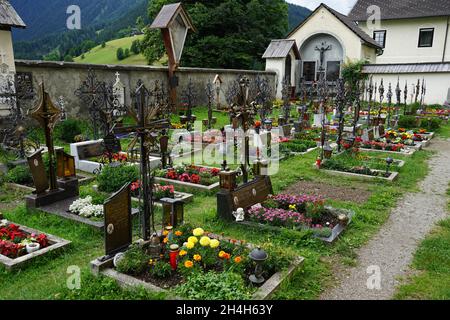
104, 183, 132, 256
27, 149, 49, 195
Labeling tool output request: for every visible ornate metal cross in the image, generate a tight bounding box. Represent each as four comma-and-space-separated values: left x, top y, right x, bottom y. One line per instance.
181, 78, 197, 131
281, 78, 291, 121
205, 80, 214, 130
229, 76, 258, 183
30, 82, 62, 191
114, 80, 170, 241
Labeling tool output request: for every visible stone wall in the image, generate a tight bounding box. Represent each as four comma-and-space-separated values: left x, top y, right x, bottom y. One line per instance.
14, 60, 276, 118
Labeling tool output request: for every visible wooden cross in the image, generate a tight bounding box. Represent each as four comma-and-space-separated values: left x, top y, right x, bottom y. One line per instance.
29, 82, 61, 191
114, 81, 170, 240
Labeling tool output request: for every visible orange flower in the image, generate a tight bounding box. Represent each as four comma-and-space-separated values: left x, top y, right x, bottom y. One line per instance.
179, 250, 187, 257
163, 230, 169, 236
175, 231, 183, 236
234, 256, 242, 264
163, 237, 169, 243
193, 254, 202, 262
224, 253, 231, 260
218, 251, 226, 258
184, 260, 194, 268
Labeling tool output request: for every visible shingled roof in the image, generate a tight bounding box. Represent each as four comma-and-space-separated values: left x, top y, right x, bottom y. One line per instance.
150, 2, 195, 32
262, 39, 301, 59
349, 0, 450, 21
0, 0, 26, 28
288, 3, 382, 49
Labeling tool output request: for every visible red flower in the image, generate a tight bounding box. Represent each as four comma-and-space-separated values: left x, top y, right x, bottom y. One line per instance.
36, 234, 48, 248
190, 174, 200, 184
210, 168, 220, 176
178, 173, 191, 182
166, 170, 178, 180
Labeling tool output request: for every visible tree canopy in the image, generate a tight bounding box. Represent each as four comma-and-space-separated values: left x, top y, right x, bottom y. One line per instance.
141, 0, 289, 70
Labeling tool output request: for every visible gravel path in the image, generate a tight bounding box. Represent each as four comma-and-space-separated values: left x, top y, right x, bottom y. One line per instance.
321, 138, 450, 300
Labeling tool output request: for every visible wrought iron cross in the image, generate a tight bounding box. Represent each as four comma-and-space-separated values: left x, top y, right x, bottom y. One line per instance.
30, 82, 62, 191
181, 78, 197, 131
205, 80, 214, 130
281, 78, 291, 121
114, 81, 170, 241
229, 76, 258, 183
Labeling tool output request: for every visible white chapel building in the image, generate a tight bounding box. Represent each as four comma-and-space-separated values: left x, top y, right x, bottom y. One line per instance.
264, 0, 450, 105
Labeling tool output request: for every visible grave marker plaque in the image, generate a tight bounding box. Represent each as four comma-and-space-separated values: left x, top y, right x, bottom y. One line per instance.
104, 183, 132, 256
217, 176, 273, 221
27, 149, 49, 195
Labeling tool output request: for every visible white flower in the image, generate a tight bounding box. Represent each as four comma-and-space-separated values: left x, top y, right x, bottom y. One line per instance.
69, 196, 103, 217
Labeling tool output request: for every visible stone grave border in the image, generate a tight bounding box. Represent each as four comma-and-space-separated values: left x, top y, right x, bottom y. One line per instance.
237, 207, 355, 243
90, 233, 304, 300
0, 223, 71, 271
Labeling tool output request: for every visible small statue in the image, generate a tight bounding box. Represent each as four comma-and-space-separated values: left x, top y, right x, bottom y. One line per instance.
232, 208, 245, 222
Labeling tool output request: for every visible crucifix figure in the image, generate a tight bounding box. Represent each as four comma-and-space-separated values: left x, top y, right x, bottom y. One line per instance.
229, 76, 258, 184
30, 82, 62, 191
114, 81, 170, 240
315, 42, 332, 72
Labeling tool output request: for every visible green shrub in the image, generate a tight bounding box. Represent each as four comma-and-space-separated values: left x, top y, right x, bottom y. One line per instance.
420, 118, 441, 131
6, 166, 33, 185
398, 115, 418, 129
149, 261, 172, 279
116, 244, 150, 275
97, 164, 139, 193
175, 271, 251, 300
55, 119, 82, 143
0, 171, 6, 186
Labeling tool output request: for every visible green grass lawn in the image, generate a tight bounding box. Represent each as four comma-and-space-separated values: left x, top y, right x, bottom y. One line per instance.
394, 185, 450, 300
73, 35, 148, 66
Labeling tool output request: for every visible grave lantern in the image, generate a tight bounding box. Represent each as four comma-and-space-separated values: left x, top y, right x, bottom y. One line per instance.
56, 149, 76, 179
150, 3, 195, 110
386, 157, 394, 175
249, 247, 268, 285
219, 169, 238, 191
161, 198, 184, 228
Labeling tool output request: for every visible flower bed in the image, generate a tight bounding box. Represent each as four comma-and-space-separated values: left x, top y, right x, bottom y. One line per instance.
319, 157, 399, 181
237, 194, 354, 243
279, 139, 318, 155
0, 220, 70, 270
90, 225, 303, 300
154, 165, 220, 193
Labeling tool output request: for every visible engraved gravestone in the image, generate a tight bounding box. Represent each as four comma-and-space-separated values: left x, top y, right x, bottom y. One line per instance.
104, 183, 132, 256
27, 149, 49, 195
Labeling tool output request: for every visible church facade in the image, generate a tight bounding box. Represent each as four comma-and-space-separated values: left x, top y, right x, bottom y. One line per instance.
265, 0, 450, 105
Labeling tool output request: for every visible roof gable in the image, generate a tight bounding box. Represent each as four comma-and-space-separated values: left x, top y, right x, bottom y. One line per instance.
150, 2, 195, 32
262, 39, 301, 59
349, 0, 450, 21
0, 0, 26, 28
288, 3, 381, 49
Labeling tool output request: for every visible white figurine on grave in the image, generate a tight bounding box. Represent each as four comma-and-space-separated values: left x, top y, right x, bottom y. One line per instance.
232, 208, 245, 222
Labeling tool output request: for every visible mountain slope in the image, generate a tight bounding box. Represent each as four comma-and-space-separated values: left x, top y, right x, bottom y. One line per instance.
288, 3, 311, 32
10, 0, 147, 41
11, 1, 311, 61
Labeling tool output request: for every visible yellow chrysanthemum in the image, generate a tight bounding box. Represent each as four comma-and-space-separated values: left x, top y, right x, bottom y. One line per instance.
188, 236, 198, 244
179, 250, 187, 257
193, 254, 202, 262
218, 251, 226, 258
210, 239, 220, 249
186, 241, 195, 249
184, 260, 194, 268
199, 236, 211, 247
289, 204, 296, 210
162, 230, 169, 236
193, 228, 204, 237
